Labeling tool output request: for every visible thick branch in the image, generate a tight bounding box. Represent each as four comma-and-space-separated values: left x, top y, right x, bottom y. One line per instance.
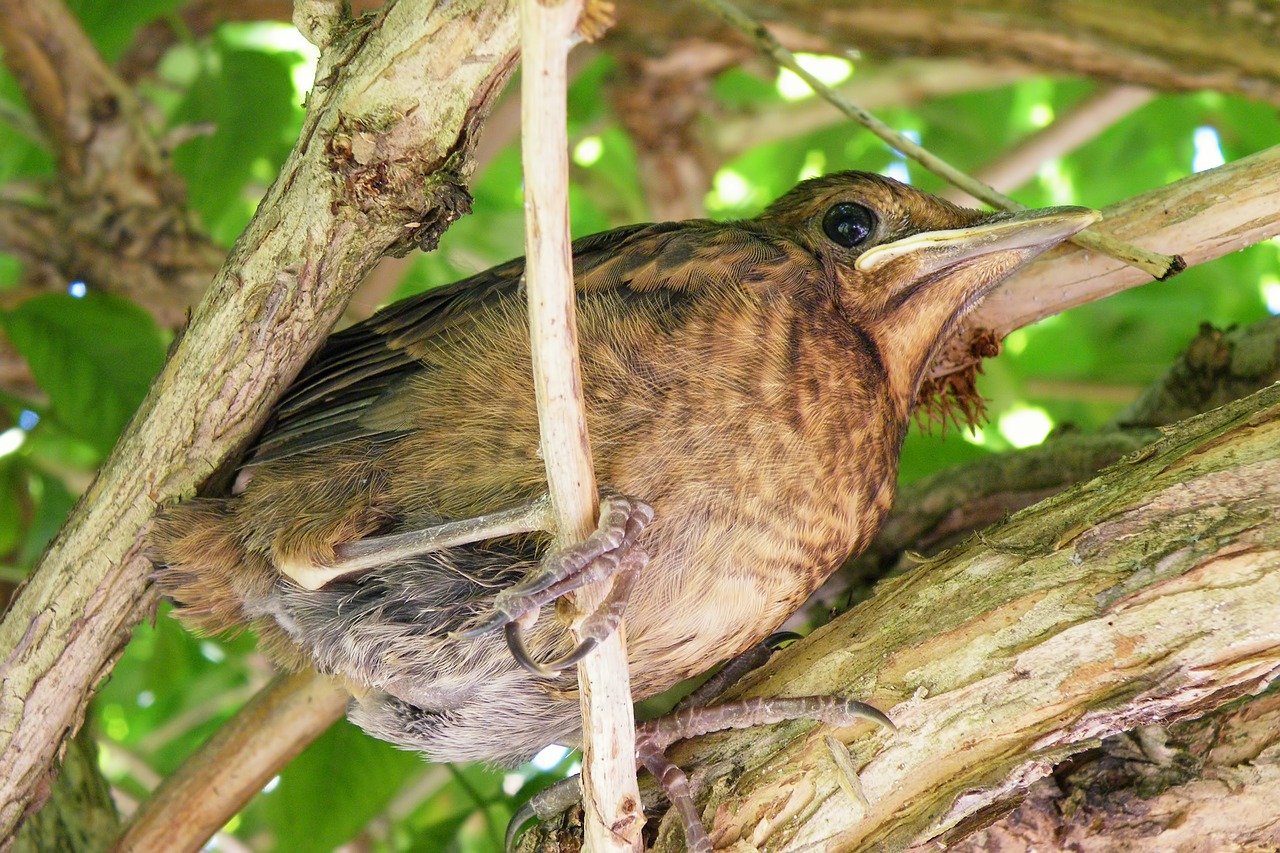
653, 382, 1280, 851
939, 692, 1280, 852
111, 670, 347, 853
933, 144, 1280, 384
0, 0, 519, 839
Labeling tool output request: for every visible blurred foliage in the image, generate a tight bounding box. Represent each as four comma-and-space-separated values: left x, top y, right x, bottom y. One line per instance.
0, 5, 1276, 852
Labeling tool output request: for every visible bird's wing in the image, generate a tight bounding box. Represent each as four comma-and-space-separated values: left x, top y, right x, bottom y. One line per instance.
247, 219, 784, 464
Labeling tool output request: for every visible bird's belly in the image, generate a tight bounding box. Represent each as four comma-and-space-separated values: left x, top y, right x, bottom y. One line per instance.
618, 517, 846, 698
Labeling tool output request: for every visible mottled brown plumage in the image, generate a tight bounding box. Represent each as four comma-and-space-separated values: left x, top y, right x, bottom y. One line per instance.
152, 172, 1094, 764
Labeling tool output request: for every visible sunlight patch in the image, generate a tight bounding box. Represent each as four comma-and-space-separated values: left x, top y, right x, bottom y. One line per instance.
1261, 275, 1280, 315
1192, 126, 1225, 173
1029, 103, 1055, 128
999, 406, 1054, 449
503, 772, 527, 796
1036, 159, 1075, 205
531, 744, 570, 770
574, 136, 604, 167
708, 169, 753, 209
776, 54, 853, 101
0, 428, 25, 458
799, 149, 826, 181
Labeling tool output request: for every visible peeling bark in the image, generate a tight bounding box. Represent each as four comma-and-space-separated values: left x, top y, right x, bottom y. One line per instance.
522, 383, 1280, 851
938, 694, 1280, 853
659, 384, 1280, 851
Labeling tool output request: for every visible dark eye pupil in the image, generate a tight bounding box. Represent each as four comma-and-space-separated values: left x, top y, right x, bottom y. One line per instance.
822, 203, 876, 249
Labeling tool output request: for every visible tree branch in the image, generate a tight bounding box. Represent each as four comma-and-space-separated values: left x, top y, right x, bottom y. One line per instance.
111, 670, 347, 853
932, 144, 1280, 386
939, 690, 1280, 852
612, 0, 1280, 108
648, 381, 1280, 851
0, 0, 519, 839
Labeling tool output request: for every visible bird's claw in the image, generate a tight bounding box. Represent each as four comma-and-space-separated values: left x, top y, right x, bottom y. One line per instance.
458, 491, 653, 676
506, 693, 894, 851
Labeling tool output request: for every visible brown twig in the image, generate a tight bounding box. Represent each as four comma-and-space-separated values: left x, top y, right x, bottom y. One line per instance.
111, 670, 347, 853
520, 1, 643, 851
691, 0, 1185, 281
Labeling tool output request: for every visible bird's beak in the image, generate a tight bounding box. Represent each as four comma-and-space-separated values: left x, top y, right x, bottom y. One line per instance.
855, 206, 1100, 276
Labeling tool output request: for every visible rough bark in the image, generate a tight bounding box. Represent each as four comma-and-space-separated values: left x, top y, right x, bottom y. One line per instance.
522, 381, 1280, 851
671, 384, 1280, 851
0, 0, 519, 840
10, 727, 118, 853
938, 693, 1280, 853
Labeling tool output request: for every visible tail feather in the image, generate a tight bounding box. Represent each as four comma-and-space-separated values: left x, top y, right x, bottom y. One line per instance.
151, 498, 271, 637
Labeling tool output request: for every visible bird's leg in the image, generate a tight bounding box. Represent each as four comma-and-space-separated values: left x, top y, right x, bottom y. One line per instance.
505, 695, 893, 852
458, 492, 654, 676
279, 496, 556, 590
673, 631, 801, 712
505, 633, 796, 851
636, 697, 895, 852
504, 634, 891, 851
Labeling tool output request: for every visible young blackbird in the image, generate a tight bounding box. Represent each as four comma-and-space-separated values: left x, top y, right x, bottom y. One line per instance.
152, 172, 1095, 773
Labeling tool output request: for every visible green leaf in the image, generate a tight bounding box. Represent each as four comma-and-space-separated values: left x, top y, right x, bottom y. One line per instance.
263, 720, 425, 852
1, 293, 167, 455
170, 41, 299, 244
0, 459, 24, 555
16, 469, 76, 568
0, 70, 55, 185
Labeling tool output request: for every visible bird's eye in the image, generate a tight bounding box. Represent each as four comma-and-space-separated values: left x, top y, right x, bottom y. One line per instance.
822, 203, 877, 249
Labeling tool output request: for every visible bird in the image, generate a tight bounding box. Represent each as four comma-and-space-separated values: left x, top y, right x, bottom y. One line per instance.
152, 170, 1095, 780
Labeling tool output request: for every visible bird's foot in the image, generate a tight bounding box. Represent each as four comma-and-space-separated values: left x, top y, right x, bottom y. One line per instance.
279, 497, 554, 590
506, 696, 893, 852
636, 696, 894, 852
505, 634, 893, 852
458, 491, 654, 676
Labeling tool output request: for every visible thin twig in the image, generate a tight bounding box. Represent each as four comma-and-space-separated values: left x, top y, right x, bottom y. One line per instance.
693, 0, 1185, 281
520, 1, 643, 852
941, 85, 1156, 205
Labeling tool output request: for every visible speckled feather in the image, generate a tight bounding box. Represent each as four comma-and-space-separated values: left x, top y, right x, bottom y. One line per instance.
151, 172, 1086, 764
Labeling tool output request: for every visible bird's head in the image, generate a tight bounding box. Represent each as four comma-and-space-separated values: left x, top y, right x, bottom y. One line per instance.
756, 171, 1098, 415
